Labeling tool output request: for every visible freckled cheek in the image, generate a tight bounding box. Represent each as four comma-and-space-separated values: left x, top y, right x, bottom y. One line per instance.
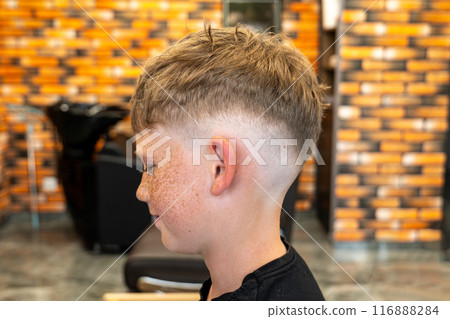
152, 169, 204, 231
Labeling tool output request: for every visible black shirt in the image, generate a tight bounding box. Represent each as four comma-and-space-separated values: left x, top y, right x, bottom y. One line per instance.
199, 240, 325, 301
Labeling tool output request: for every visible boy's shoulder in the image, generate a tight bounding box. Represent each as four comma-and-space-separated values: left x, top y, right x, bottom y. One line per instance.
199, 239, 325, 301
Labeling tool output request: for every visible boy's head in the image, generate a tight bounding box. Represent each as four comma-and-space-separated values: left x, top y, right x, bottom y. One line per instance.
131, 25, 326, 253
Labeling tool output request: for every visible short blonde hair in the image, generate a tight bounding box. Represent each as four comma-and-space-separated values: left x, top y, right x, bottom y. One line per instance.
131, 25, 326, 145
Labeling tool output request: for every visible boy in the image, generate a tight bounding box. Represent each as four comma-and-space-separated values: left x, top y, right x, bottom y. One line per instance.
131, 25, 325, 301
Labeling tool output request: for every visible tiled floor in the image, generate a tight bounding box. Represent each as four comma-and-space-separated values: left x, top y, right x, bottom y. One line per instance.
0, 212, 449, 301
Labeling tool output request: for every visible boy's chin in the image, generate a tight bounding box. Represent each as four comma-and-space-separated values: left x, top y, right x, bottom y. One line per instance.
161, 233, 198, 254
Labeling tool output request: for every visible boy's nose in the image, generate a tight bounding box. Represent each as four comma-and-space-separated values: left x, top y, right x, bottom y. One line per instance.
136, 174, 151, 202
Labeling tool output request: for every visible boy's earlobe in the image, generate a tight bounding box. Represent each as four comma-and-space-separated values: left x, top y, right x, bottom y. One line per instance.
209, 136, 236, 196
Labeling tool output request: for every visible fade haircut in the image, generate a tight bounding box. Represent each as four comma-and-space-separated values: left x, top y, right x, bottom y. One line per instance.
131, 25, 326, 147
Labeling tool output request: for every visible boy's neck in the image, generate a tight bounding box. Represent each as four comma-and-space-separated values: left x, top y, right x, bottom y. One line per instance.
203, 220, 287, 301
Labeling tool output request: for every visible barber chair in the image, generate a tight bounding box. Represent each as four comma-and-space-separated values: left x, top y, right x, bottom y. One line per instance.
46, 102, 150, 251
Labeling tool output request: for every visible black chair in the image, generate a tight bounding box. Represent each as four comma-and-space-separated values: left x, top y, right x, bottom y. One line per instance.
46, 102, 151, 251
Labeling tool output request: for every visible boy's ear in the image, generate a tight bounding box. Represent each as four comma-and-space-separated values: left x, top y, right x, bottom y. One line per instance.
209, 136, 236, 196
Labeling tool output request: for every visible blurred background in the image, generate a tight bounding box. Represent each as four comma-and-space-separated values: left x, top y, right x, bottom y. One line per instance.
0, 0, 449, 301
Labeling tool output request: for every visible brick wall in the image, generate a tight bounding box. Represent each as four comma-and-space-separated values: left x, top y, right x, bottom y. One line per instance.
283, 0, 320, 212
333, 0, 449, 243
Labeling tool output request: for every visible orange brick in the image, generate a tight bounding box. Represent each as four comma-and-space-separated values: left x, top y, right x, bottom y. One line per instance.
385, 24, 431, 36
405, 197, 443, 208
335, 208, 367, 219
345, 71, 382, 81
402, 153, 446, 166
385, 0, 424, 11
333, 230, 368, 242
343, 118, 382, 130
364, 220, 398, 229
352, 165, 378, 174
372, 37, 409, 46
420, 188, 442, 197
380, 142, 413, 152
131, 20, 157, 29
382, 95, 422, 106
400, 175, 443, 187
35, 10, 64, 19
376, 208, 418, 220
341, 46, 383, 59
334, 219, 360, 230
433, 95, 449, 106
40, 85, 78, 95
350, 22, 386, 36
336, 174, 360, 185
379, 163, 420, 174
377, 187, 417, 197
63, 38, 92, 48
342, 10, 366, 23
422, 166, 445, 174
427, 48, 450, 60
408, 107, 447, 118
424, 119, 448, 132
348, 95, 382, 106
0, 48, 36, 56
295, 200, 312, 211
430, 1, 450, 10
382, 72, 422, 82
419, 208, 443, 221
66, 76, 95, 86
368, 11, 410, 22
27, 95, 60, 106
337, 141, 376, 152
419, 11, 450, 24
407, 60, 448, 71
359, 152, 402, 164
0, 85, 29, 95
363, 175, 399, 186
369, 197, 401, 208
364, 107, 405, 118
418, 229, 441, 242
361, 82, 404, 94
363, 131, 402, 141
338, 106, 361, 119
111, 28, 148, 40
65, 57, 95, 67
339, 82, 360, 94
0, 9, 32, 19
400, 220, 429, 229
385, 118, 423, 130
21, 57, 59, 67
407, 83, 441, 95
414, 37, 450, 47
67, 94, 98, 105
426, 72, 449, 84
97, 57, 131, 66
0, 66, 25, 76
403, 132, 443, 142
92, 39, 131, 49
31, 75, 60, 85
335, 185, 374, 198
116, 85, 134, 96
375, 229, 416, 242
54, 18, 85, 29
